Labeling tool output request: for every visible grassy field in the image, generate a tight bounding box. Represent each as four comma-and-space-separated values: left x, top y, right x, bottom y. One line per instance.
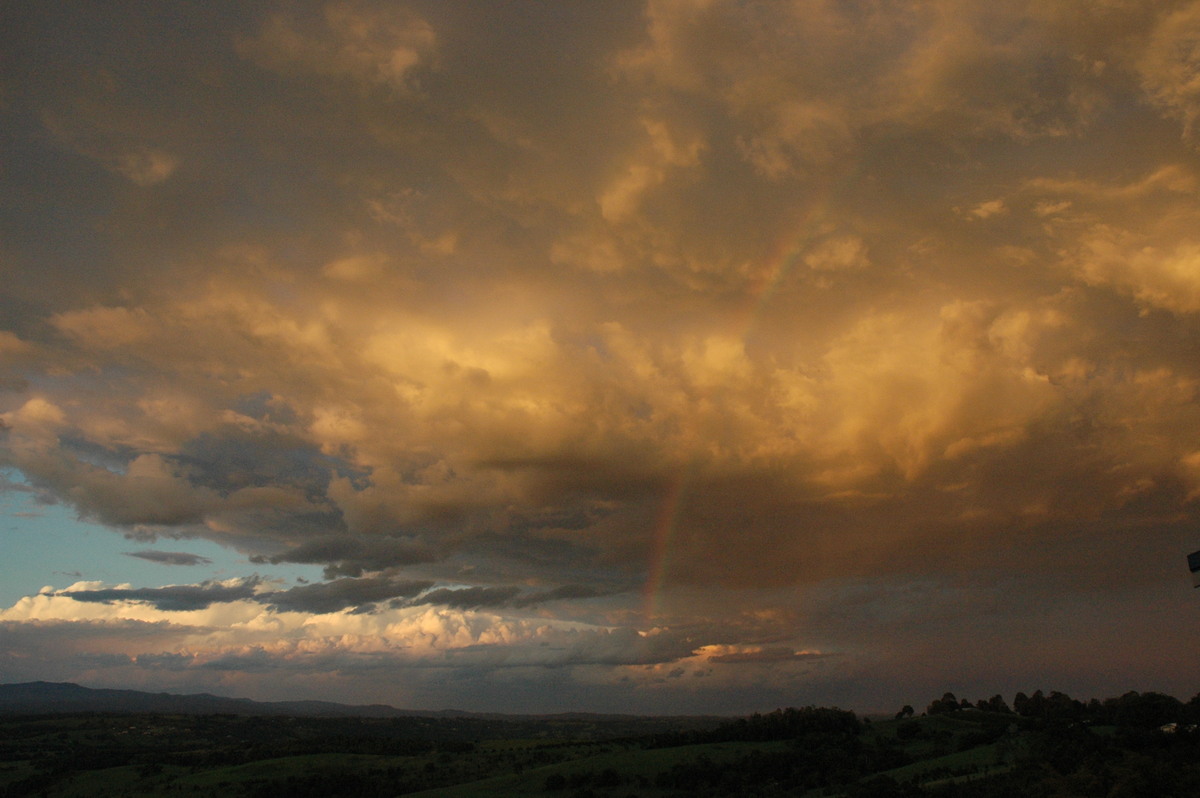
2, 700, 1194, 796
405, 739, 796, 797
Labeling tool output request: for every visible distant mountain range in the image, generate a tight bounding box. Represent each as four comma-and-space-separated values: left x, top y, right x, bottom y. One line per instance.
0, 682, 701, 723
0, 681, 482, 718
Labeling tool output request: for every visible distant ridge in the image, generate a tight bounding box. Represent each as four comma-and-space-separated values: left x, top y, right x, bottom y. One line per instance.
0, 682, 711, 722
0, 681, 475, 718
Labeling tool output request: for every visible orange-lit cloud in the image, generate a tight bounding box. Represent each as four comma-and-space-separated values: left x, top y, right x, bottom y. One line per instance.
2, 0, 1200, 714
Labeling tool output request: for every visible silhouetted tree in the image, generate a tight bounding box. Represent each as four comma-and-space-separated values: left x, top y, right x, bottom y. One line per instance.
1110, 691, 1183, 729
974, 694, 1011, 714
1014, 690, 1050, 718
927, 692, 960, 715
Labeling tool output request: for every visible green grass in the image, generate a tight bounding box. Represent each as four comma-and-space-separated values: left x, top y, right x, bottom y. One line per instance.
884, 743, 1002, 781
41, 753, 421, 797
0, 761, 38, 790
171, 752, 406, 786
1, 707, 1106, 797
23, 715, 913, 796
404, 739, 794, 798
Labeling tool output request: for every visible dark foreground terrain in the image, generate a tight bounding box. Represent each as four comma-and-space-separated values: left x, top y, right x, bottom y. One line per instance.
2, 684, 1199, 796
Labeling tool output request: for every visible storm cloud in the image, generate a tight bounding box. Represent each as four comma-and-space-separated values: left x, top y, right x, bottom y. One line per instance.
55, 577, 264, 612
263, 576, 434, 614
409, 586, 522, 610
2, 0, 1200, 714
250, 536, 437, 578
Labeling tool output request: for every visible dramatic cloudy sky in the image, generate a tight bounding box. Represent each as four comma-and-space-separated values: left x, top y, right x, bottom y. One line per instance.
3, 0, 1200, 715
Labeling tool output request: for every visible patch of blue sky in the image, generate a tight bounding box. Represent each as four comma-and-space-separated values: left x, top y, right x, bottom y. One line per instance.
0, 471, 323, 607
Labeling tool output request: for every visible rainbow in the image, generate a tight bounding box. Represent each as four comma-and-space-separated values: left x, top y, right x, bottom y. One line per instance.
640, 198, 832, 621
641, 468, 690, 619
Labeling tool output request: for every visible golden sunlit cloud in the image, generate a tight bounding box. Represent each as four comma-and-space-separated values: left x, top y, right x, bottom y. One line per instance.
2, 0, 1200, 714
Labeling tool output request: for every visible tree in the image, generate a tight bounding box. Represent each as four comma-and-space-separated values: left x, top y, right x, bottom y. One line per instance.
975, 695, 1011, 714
1111, 691, 1183, 729
926, 693, 960, 715
894, 705, 914, 719
1014, 690, 1049, 718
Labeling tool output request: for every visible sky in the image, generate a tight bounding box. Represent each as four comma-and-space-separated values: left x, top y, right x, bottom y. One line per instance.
2, 0, 1200, 717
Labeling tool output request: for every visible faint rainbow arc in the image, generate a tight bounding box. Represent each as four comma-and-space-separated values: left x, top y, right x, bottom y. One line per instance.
640, 197, 833, 621
641, 468, 690, 619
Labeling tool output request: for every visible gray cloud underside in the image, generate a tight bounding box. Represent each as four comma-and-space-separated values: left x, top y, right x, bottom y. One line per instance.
264, 576, 434, 614
707, 648, 834, 665
5, 0, 1200, 712
511, 584, 611, 607
55, 578, 266, 612
53, 576, 615, 614
250, 536, 437, 578
0, 1, 1195, 594
125, 550, 213, 567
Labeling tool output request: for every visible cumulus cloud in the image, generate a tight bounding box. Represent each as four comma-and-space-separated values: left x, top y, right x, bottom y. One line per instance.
4, 0, 1200, 713
0, 583, 767, 708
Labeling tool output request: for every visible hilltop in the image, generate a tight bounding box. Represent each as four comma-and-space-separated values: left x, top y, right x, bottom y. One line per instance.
1, 684, 1198, 796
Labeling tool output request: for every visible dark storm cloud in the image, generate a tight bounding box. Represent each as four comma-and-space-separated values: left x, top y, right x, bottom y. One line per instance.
511, 584, 612, 607
39, 571, 610, 617
434, 624, 704, 669
251, 536, 437, 578
707, 648, 834, 665
261, 575, 433, 614
4, 0, 1200, 715
57, 577, 263, 611
177, 425, 365, 498
410, 586, 521, 610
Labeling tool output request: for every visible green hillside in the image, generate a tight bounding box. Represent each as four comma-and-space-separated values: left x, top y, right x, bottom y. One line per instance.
2, 689, 1199, 796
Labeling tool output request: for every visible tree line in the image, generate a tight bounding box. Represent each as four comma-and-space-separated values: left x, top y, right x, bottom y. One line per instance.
916, 688, 1200, 729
